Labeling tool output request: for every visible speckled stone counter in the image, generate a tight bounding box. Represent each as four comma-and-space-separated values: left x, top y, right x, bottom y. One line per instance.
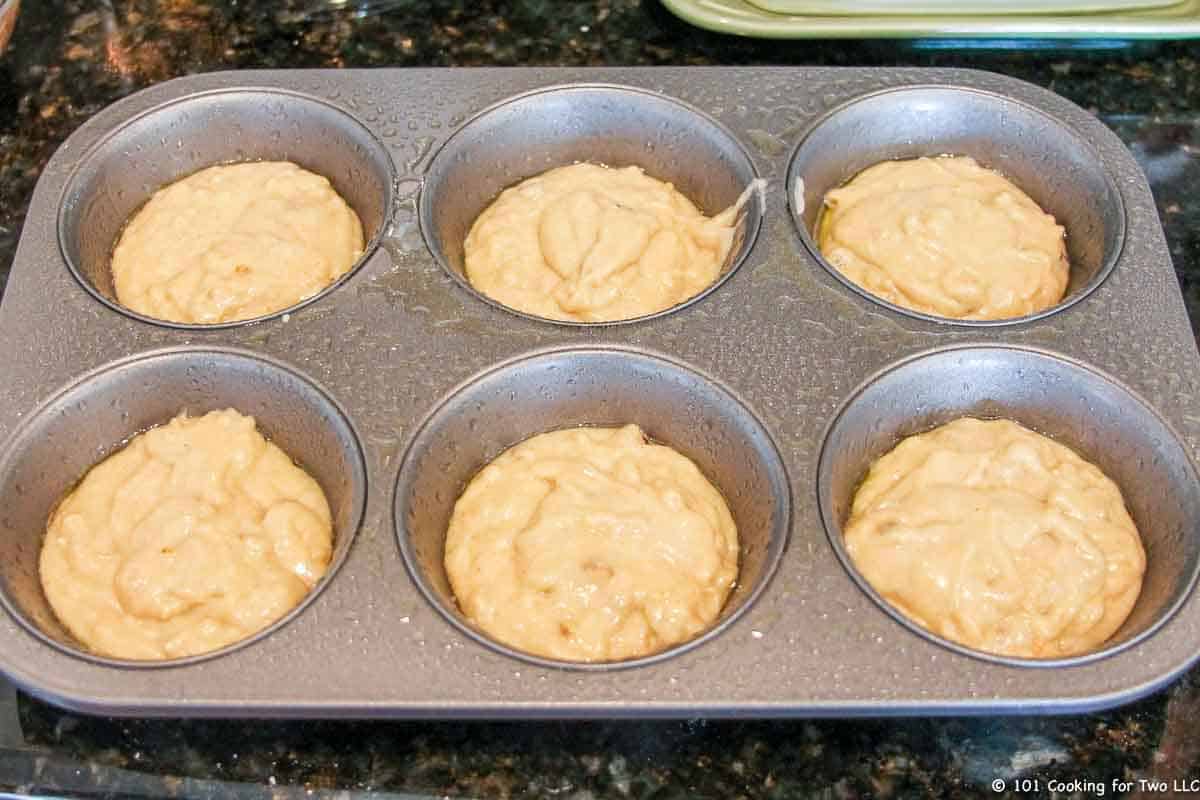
1, 2, 1199, 798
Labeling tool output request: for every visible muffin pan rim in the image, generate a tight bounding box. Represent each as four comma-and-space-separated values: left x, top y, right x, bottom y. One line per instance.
416, 81, 766, 328
0, 344, 371, 669
784, 82, 1128, 328
815, 341, 1200, 669
54, 85, 399, 330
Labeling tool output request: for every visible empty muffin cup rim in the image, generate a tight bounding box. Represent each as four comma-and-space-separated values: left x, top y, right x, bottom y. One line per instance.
392, 343, 793, 670
55, 86, 397, 330
417, 82, 765, 328
786, 84, 1127, 328
0, 345, 369, 669
816, 342, 1200, 668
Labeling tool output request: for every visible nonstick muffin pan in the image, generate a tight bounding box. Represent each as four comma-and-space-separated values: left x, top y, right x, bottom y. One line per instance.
1, 67, 1198, 718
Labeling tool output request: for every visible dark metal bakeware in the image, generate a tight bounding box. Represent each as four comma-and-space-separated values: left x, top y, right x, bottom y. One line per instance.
1, 67, 1198, 718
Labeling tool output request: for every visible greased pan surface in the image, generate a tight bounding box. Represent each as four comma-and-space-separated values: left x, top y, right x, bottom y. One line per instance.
1, 67, 1198, 718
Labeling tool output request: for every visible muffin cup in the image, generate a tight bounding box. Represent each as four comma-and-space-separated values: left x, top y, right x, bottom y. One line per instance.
57, 88, 396, 329
394, 346, 791, 669
817, 344, 1200, 667
787, 85, 1126, 326
418, 83, 763, 326
0, 347, 368, 667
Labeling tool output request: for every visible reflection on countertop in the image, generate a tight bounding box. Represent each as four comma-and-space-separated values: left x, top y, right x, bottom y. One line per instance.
0, 1, 1199, 797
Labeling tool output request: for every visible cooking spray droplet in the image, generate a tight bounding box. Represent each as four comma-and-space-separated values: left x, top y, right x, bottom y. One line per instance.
745, 129, 788, 158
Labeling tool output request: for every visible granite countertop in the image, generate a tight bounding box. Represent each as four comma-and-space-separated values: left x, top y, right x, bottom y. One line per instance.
1, 2, 1199, 797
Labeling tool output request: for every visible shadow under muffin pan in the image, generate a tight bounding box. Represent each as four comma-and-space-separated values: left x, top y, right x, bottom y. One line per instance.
57, 87, 396, 329
418, 83, 763, 326
2, 66, 1200, 717
787, 85, 1125, 326
818, 345, 1200, 667
394, 347, 791, 670
0, 347, 368, 667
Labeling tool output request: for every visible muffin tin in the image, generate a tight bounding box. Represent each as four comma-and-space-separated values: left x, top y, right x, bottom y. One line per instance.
1, 67, 1198, 717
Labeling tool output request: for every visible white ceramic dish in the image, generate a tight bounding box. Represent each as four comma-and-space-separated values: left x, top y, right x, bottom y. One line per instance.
746, 0, 1184, 16
661, 0, 1200, 38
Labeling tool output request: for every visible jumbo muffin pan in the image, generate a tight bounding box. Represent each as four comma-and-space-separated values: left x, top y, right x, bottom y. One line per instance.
1, 67, 1198, 717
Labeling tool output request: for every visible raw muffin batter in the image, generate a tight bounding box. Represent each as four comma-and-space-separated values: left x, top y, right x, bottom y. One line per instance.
843, 418, 1145, 658
818, 156, 1069, 320
464, 163, 754, 322
445, 424, 739, 661
39, 409, 334, 660
112, 161, 364, 324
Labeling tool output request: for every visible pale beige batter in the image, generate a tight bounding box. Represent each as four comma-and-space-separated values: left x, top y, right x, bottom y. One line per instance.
844, 418, 1145, 659
464, 163, 754, 322
445, 424, 739, 661
112, 161, 364, 324
39, 409, 334, 660
818, 156, 1069, 320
